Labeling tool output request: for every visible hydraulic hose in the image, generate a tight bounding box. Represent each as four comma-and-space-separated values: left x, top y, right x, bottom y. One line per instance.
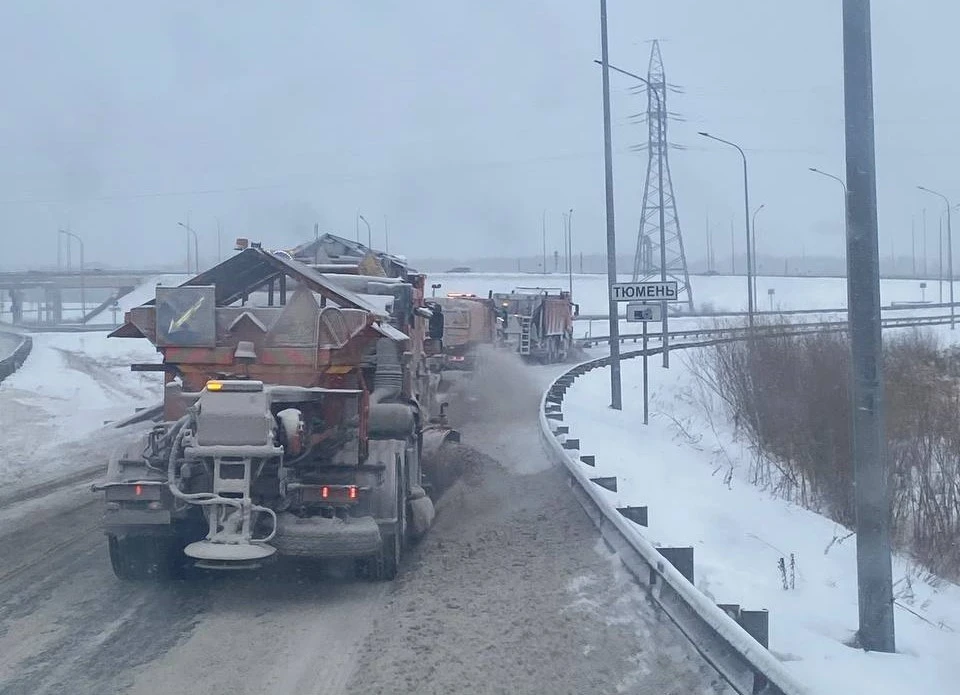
165, 412, 277, 544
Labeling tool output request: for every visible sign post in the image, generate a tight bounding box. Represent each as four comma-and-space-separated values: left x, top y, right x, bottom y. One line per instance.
626, 299, 670, 424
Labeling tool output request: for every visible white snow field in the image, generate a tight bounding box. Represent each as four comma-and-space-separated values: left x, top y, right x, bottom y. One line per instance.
559, 347, 960, 695
431, 272, 938, 315
0, 332, 162, 486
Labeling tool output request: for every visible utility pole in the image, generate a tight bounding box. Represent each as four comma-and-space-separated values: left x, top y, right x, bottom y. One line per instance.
59, 230, 85, 322
730, 219, 736, 274
922, 209, 927, 278
911, 216, 916, 277
217, 218, 223, 263
384, 215, 389, 254
599, 0, 622, 410
358, 214, 372, 249
752, 204, 765, 308
566, 209, 574, 296
919, 188, 954, 328
542, 210, 547, 275
940, 215, 944, 302
700, 132, 754, 327
842, 0, 895, 652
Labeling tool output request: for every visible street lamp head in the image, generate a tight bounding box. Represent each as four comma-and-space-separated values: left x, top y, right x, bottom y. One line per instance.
808, 167, 819, 173
697, 131, 710, 137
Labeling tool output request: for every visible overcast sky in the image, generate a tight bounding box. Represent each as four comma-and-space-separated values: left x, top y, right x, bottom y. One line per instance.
0, 1, 957, 270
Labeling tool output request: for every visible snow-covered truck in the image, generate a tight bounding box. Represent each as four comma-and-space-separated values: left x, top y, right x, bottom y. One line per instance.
432, 293, 496, 372
491, 288, 577, 364
95, 246, 457, 580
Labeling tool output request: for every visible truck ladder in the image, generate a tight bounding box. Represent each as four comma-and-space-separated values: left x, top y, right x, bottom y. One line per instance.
519, 316, 532, 356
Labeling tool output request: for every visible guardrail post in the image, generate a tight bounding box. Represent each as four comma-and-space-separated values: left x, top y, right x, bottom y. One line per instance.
554, 425, 569, 435
546, 412, 563, 421
738, 609, 769, 648
617, 506, 648, 526
590, 476, 617, 492
657, 546, 694, 583
561, 438, 580, 450
579, 455, 596, 467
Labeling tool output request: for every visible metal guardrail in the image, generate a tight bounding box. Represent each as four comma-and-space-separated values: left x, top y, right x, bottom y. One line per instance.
0, 331, 33, 383
548, 315, 957, 689
575, 299, 957, 323
539, 353, 808, 695
579, 313, 955, 348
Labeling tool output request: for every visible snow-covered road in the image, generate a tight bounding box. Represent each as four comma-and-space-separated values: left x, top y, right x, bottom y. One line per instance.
0, 341, 729, 694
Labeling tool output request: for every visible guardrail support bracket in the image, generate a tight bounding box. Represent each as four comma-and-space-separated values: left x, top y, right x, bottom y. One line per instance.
658, 546, 694, 584
617, 506, 648, 527
590, 476, 617, 492
561, 438, 580, 450
579, 455, 596, 467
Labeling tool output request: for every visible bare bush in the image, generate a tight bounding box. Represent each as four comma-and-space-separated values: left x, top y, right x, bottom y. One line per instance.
691, 326, 960, 579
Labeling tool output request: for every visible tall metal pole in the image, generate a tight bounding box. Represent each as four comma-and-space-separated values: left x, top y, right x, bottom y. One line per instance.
642, 318, 649, 425
911, 216, 916, 277
940, 215, 944, 302
751, 204, 765, 309
567, 209, 574, 296
700, 132, 753, 327
359, 214, 372, 249
542, 210, 547, 274
918, 187, 954, 329
922, 208, 927, 278
730, 219, 735, 274
599, 0, 622, 410
384, 215, 389, 254
178, 222, 200, 274
61, 230, 85, 322
842, 0, 895, 652
216, 218, 223, 263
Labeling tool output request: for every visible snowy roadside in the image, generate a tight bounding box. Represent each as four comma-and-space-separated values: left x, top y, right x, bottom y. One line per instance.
0, 332, 162, 489
560, 339, 960, 695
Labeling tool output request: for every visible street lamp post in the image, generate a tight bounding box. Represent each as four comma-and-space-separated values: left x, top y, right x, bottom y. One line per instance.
699, 132, 754, 328
177, 221, 200, 274
59, 230, 85, 322
358, 214, 372, 249
918, 186, 954, 329
564, 209, 574, 296
751, 204, 765, 307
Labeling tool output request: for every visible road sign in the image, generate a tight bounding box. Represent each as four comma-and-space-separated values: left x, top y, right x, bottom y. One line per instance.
611, 281, 678, 302
626, 302, 662, 322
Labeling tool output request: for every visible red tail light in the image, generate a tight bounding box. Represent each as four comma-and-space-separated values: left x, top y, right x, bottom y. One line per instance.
134, 484, 143, 496
349, 486, 358, 500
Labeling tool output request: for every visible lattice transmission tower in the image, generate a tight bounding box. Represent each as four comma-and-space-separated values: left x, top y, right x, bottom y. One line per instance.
631, 40, 694, 311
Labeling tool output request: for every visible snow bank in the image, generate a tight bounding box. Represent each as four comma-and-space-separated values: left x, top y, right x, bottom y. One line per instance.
561, 348, 960, 695
84, 273, 191, 323
0, 332, 162, 486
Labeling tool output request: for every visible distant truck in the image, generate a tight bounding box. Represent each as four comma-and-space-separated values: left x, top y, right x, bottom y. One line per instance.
491, 288, 577, 364
433, 293, 496, 372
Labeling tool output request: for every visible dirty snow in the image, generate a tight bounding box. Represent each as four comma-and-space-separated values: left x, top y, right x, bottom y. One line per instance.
560, 345, 960, 695
0, 332, 161, 486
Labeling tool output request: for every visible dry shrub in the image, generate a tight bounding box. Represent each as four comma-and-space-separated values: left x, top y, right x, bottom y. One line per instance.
693, 325, 960, 578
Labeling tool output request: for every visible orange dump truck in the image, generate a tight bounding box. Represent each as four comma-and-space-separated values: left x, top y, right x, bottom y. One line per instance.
433, 293, 496, 371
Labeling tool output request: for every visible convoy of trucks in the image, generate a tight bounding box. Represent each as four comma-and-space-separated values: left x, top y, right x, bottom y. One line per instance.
95, 236, 577, 581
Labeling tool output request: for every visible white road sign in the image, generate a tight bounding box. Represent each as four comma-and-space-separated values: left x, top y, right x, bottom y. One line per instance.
611, 281, 679, 302
626, 302, 662, 322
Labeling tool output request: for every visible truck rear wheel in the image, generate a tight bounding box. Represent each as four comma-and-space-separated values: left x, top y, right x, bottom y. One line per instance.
355, 456, 406, 581
108, 534, 179, 581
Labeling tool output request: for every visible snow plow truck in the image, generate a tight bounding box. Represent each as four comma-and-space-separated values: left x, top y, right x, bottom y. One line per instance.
96, 243, 457, 580
492, 287, 577, 364
432, 293, 497, 372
